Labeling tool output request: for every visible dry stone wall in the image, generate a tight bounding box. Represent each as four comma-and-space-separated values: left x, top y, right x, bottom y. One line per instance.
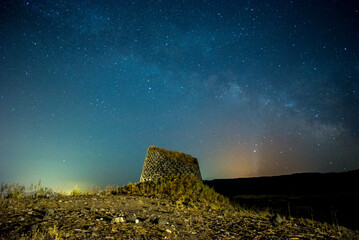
140, 146, 202, 182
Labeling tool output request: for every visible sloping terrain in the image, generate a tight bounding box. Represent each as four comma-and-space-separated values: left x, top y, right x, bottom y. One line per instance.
1, 194, 358, 239
205, 170, 359, 230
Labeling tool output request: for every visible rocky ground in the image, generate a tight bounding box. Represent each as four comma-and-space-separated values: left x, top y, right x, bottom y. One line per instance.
0, 194, 358, 239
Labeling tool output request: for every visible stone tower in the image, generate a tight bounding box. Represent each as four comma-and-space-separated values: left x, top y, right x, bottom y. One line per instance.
140, 146, 202, 182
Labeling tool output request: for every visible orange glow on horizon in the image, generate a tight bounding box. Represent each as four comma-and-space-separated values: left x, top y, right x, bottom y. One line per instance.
214, 147, 261, 178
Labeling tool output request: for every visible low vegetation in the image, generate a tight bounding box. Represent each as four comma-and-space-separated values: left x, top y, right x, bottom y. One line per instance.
0, 181, 56, 199
1, 179, 358, 239
113, 175, 230, 209
1, 176, 229, 209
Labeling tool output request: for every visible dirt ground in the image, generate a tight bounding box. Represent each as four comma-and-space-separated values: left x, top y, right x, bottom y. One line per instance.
1, 194, 358, 239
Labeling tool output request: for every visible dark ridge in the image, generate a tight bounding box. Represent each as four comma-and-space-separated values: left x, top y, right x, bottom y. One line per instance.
204, 169, 359, 230
204, 169, 359, 197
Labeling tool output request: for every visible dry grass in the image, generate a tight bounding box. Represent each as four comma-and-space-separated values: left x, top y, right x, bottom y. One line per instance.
28, 224, 65, 240
0, 181, 56, 199
1, 180, 357, 239
113, 175, 231, 210
1, 176, 229, 211
149, 146, 198, 165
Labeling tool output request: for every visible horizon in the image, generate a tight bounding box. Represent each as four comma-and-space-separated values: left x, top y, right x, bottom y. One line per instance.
3, 167, 358, 195
206, 167, 359, 181
1, 0, 358, 191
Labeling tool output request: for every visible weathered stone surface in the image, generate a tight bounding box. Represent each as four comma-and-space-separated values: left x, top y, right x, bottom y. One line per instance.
140, 146, 202, 182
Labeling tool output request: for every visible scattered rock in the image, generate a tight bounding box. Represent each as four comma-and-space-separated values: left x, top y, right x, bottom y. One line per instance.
173, 210, 180, 216
112, 217, 125, 223
126, 214, 139, 223
46, 209, 54, 215
0, 194, 357, 239
156, 218, 168, 227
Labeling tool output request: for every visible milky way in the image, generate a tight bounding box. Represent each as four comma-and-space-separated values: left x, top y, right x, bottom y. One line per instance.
0, 0, 358, 191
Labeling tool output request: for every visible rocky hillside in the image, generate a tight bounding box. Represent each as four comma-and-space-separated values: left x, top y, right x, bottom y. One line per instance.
1, 193, 358, 239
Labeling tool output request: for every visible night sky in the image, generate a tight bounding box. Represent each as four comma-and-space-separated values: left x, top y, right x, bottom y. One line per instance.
1, 0, 358, 192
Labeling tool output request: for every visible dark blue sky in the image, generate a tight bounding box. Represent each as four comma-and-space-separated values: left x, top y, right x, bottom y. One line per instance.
1, 0, 358, 192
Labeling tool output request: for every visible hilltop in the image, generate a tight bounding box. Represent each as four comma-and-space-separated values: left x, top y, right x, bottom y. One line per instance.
1, 178, 358, 239
2, 194, 358, 239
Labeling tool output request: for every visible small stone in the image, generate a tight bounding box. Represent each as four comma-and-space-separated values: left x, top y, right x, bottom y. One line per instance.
166, 229, 172, 233
126, 214, 138, 223
46, 209, 54, 215
157, 218, 168, 227
112, 217, 125, 223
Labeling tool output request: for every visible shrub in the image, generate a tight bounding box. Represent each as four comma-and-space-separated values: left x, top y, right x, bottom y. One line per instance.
4, 183, 26, 199
36, 187, 54, 198
70, 185, 81, 196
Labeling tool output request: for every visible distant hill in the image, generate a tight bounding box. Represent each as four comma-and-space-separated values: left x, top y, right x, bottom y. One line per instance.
204, 169, 359, 197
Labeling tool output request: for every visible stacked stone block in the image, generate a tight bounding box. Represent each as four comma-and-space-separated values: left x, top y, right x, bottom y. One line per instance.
140, 146, 202, 182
